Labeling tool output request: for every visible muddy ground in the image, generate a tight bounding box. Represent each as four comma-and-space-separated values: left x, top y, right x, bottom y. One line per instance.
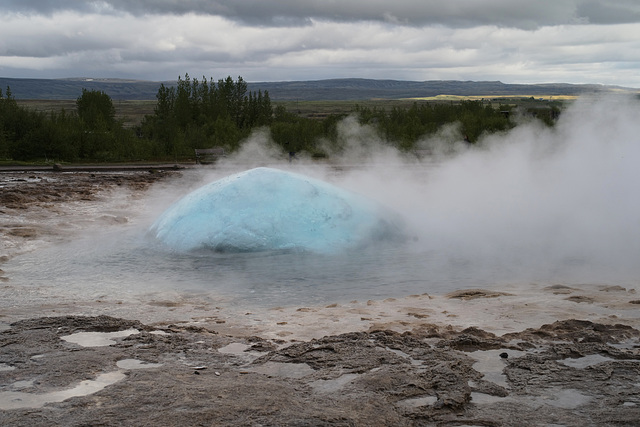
2, 169, 640, 426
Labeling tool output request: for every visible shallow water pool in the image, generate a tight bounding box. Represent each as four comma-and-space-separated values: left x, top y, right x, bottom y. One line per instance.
5, 217, 633, 313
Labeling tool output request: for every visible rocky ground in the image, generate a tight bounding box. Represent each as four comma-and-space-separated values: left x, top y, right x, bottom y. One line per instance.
2, 169, 640, 426
2, 315, 640, 426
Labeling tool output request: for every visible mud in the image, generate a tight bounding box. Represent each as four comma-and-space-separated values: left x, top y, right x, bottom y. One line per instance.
0, 170, 165, 208
2, 169, 640, 426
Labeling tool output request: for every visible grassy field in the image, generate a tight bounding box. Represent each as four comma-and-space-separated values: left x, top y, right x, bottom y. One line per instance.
275, 95, 568, 118
407, 94, 578, 101
17, 99, 156, 128
18, 98, 431, 124
275, 99, 422, 118
17, 95, 568, 126
404, 95, 574, 111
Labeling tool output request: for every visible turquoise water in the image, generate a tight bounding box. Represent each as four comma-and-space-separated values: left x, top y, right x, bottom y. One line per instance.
150, 167, 404, 254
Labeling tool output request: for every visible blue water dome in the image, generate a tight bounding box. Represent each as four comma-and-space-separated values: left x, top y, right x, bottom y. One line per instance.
150, 167, 404, 254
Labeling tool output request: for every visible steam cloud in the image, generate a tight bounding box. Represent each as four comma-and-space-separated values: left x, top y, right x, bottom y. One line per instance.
151, 94, 640, 287
338, 95, 640, 283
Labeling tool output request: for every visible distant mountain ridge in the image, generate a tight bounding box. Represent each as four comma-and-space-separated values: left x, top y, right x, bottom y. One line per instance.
0, 77, 636, 101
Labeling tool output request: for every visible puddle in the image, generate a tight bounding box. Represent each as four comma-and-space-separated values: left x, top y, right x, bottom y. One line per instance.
559, 354, 614, 369
0, 371, 126, 410
385, 347, 423, 366
532, 388, 592, 409
0, 363, 16, 372
469, 349, 524, 388
0, 358, 164, 410
61, 329, 140, 347
245, 362, 314, 379
217, 342, 263, 363
310, 373, 360, 394
396, 395, 438, 408
470, 392, 508, 405
218, 342, 251, 355
9, 380, 35, 390
610, 339, 640, 350
116, 359, 163, 370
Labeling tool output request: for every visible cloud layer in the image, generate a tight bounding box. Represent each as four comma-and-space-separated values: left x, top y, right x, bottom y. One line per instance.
7, 1, 640, 27
1, 1, 640, 86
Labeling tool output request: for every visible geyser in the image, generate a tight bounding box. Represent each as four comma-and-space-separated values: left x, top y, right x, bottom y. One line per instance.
150, 167, 403, 254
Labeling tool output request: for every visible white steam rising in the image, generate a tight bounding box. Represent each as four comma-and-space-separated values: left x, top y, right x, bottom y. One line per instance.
149, 95, 640, 287
332, 95, 640, 283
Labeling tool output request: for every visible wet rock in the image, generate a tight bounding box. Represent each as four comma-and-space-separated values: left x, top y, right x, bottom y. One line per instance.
565, 295, 595, 303
600, 285, 627, 292
438, 333, 506, 352
544, 284, 578, 294
504, 319, 640, 343
10, 315, 147, 334
446, 288, 513, 300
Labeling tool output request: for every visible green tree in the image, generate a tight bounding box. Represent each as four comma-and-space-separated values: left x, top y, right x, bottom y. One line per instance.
76, 89, 116, 130
0, 87, 12, 158
140, 74, 273, 159
75, 89, 136, 161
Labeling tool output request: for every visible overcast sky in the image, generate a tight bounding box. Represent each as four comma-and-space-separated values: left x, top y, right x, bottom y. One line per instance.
1, 1, 640, 86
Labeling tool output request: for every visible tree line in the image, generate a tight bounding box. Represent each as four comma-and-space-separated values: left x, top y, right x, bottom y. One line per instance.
0, 74, 559, 163
139, 74, 273, 158
0, 86, 141, 162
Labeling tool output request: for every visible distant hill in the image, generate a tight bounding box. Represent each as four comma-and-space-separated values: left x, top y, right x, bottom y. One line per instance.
0, 78, 168, 101
0, 77, 636, 101
250, 79, 636, 101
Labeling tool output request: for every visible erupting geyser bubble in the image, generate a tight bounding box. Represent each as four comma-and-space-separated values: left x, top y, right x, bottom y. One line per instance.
150, 167, 404, 254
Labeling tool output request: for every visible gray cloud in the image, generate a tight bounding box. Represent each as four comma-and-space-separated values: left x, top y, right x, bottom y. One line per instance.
1, 2, 640, 86
576, 0, 640, 24
4, 1, 640, 28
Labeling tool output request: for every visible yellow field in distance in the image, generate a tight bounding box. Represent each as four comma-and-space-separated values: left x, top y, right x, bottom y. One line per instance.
403, 94, 578, 101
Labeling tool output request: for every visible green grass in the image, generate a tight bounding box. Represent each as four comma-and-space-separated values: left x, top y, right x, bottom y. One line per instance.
275, 98, 467, 118
276, 96, 568, 119
17, 99, 156, 127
